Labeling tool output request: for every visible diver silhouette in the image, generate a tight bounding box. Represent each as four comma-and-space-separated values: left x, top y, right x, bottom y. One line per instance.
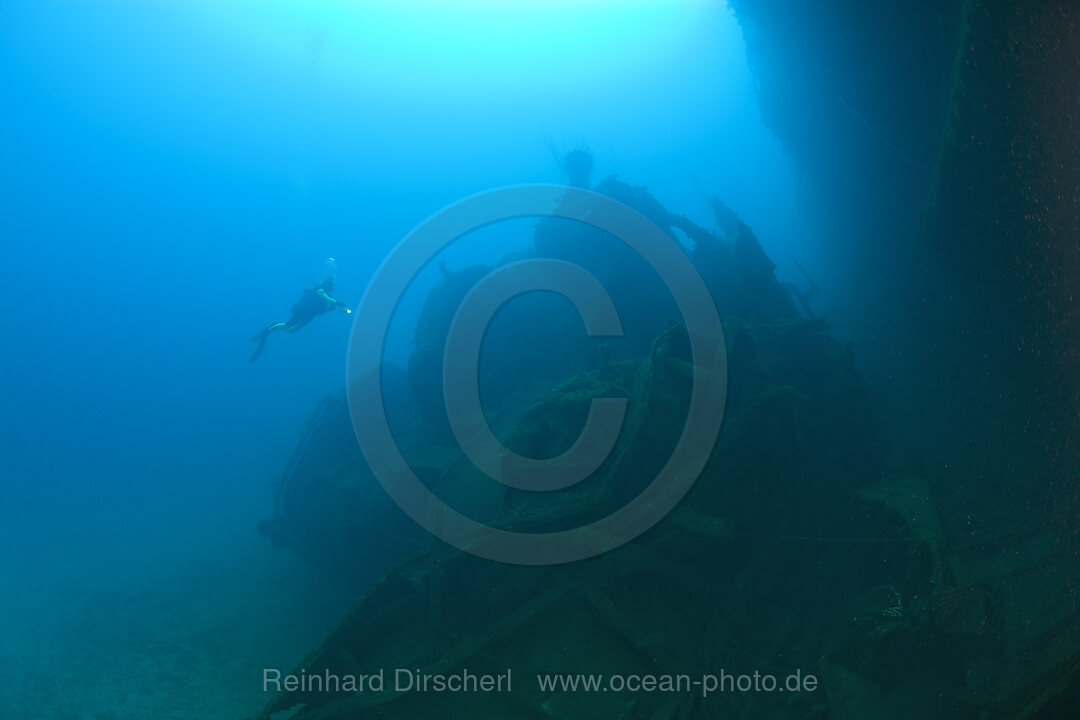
249, 259, 352, 362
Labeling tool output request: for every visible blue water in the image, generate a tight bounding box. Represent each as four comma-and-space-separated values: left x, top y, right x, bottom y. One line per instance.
2, 1, 801, 542
2, 2, 806, 716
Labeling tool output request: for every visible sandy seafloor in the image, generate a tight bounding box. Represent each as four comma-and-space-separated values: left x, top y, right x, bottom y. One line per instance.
0, 515, 353, 720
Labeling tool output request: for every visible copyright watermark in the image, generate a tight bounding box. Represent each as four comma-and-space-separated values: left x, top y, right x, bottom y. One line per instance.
536, 669, 818, 696
261, 667, 817, 698
346, 185, 727, 565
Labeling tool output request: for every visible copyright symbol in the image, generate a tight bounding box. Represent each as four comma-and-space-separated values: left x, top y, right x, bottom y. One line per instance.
347, 185, 727, 565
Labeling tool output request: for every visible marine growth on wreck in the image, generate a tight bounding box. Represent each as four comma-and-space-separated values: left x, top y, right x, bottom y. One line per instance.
254, 169, 1072, 720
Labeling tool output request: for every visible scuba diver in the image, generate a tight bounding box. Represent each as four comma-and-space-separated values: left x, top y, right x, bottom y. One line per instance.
249, 258, 352, 362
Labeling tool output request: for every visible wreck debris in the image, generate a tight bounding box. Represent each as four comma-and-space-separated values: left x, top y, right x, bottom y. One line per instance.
255, 177, 1080, 719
